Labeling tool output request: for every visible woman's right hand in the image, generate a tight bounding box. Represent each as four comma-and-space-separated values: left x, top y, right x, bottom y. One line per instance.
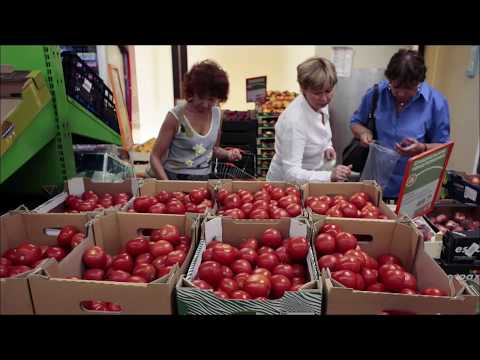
331, 165, 352, 182
359, 130, 374, 147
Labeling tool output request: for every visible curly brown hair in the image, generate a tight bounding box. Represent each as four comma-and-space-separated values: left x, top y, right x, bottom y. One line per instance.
183, 60, 229, 102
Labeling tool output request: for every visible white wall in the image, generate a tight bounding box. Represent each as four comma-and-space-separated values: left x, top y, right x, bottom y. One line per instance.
132, 45, 174, 144
187, 46, 316, 110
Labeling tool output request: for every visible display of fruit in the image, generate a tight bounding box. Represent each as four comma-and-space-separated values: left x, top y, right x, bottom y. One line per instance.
217, 184, 302, 219
129, 187, 212, 214
77, 224, 189, 284
305, 192, 388, 220
223, 110, 253, 122
427, 210, 480, 234
132, 138, 156, 153
315, 223, 449, 297
80, 300, 123, 312
193, 228, 310, 300
260, 91, 298, 114
0, 226, 87, 278
413, 218, 434, 241
64, 191, 132, 213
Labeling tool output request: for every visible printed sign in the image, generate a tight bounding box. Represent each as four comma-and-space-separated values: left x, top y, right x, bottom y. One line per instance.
246, 76, 267, 103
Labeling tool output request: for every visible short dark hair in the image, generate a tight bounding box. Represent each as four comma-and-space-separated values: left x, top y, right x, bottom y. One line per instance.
385, 49, 427, 87
183, 60, 229, 102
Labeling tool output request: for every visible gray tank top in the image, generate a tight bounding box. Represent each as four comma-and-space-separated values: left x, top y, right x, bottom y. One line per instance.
162, 103, 221, 175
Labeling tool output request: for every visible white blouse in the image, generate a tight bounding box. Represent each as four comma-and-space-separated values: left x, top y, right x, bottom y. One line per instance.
266, 94, 335, 184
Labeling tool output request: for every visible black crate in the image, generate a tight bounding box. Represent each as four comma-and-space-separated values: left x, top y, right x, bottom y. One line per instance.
436, 259, 480, 284
424, 200, 480, 236
441, 229, 480, 265
62, 52, 119, 134
446, 171, 480, 205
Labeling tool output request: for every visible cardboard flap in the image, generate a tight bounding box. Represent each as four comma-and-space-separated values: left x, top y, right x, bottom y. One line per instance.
413, 250, 451, 295
67, 177, 85, 196
1, 212, 29, 250
205, 217, 223, 243
289, 218, 307, 238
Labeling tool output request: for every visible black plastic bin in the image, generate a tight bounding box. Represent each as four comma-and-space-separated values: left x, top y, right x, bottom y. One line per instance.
62, 51, 120, 134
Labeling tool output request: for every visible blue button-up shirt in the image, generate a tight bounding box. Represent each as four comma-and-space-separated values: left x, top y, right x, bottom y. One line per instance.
351, 80, 450, 198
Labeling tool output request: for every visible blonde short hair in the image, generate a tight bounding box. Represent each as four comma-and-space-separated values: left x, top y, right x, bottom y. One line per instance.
297, 57, 337, 91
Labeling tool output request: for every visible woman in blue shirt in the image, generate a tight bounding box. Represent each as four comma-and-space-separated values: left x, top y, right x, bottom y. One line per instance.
350, 49, 451, 200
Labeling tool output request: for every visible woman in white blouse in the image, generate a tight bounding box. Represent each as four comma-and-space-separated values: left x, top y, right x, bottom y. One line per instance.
266, 57, 352, 184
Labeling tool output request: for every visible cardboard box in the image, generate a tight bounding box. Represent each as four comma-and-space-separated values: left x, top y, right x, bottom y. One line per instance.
176, 216, 323, 315
1, 68, 52, 156
29, 213, 201, 314
0, 211, 91, 314
33, 177, 140, 213
301, 181, 398, 222
310, 218, 479, 314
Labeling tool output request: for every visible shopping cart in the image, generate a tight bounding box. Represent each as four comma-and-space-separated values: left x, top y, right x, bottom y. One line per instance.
211, 148, 256, 180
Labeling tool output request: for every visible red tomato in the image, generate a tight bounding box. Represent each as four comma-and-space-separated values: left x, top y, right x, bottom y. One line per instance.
0, 264, 10, 278
190, 188, 207, 204
270, 274, 292, 299
83, 246, 107, 269
150, 240, 174, 258
400, 288, 416, 295
269, 207, 289, 219
57, 225, 79, 249
198, 261, 223, 287
364, 256, 379, 269
234, 272, 250, 289
83, 268, 105, 281
361, 268, 379, 287
355, 273, 365, 290
243, 274, 271, 298
315, 233, 336, 255
270, 187, 285, 201
126, 237, 150, 257
193, 279, 213, 290
135, 253, 154, 265
377, 254, 402, 267
275, 246, 291, 264
379, 264, 404, 281
99, 197, 113, 208
157, 265, 174, 278
13, 244, 42, 266
286, 203, 302, 217
278, 195, 297, 209
344, 250, 367, 267
218, 278, 239, 295
273, 264, 294, 279
171, 192, 186, 202
240, 202, 254, 216
221, 265, 234, 279
254, 190, 271, 203
321, 224, 342, 237
45, 246, 67, 262
111, 253, 134, 273
403, 272, 417, 291
166, 201, 186, 214
248, 208, 270, 219
133, 263, 156, 282
258, 246, 275, 256
0, 257, 12, 267
175, 243, 189, 253
70, 233, 86, 248
202, 247, 214, 261
223, 194, 242, 210
314, 195, 331, 207
291, 264, 307, 278
240, 192, 254, 204
230, 290, 252, 300
239, 238, 259, 251
261, 228, 283, 249
304, 196, 319, 208
367, 282, 386, 292
207, 240, 222, 249
104, 302, 122, 312
212, 243, 238, 266
156, 224, 181, 245
253, 268, 272, 278
166, 250, 187, 266
256, 253, 280, 271
309, 200, 330, 215
289, 284, 304, 292
318, 255, 338, 272
8, 265, 31, 276
107, 269, 130, 282
421, 288, 446, 296
214, 290, 229, 299
286, 237, 309, 261
336, 255, 362, 273
341, 203, 359, 218
349, 194, 367, 209
128, 275, 148, 283
383, 269, 406, 292
332, 270, 357, 288
217, 189, 230, 204
184, 203, 198, 213
223, 208, 246, 219
155, 190, 172, 203
238, 247, 257, 265
291, 277, 305, 286
231, 259, 253, 274
148, 203, 167, 214
151, 256, 167, 273
285, 186, 300, 198
133, 196, 155, 213
252, 199, 269, 211
335, 232, 358, 253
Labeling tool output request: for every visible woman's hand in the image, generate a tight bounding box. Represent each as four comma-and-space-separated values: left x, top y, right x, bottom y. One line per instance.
227, 148, 242, 162
331, 164, 352, 182
359, 130, 374, 147
324, 148, 336, 161
395, 138, 426, 156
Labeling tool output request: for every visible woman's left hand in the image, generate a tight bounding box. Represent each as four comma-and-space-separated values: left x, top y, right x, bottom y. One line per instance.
227, 148, 242, 162
395, 138, 426, 157
324, 148, 336, 161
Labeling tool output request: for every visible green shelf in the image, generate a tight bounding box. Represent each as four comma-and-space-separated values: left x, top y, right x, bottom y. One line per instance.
258, 126, 275, 130
256, 113, 280, 119
257, 137, 275, 141
67, 97, 121, 145
0, 102, 56, 184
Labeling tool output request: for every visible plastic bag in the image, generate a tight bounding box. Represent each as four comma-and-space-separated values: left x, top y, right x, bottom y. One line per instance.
360, 143, 401, 190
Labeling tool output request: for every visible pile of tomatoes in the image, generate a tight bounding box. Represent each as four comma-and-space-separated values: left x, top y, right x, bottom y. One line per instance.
314, 223, 447, 296
305, 192, 388, 219
216, 184, 303, 219
74, 224, 190, 283
65, 191, 131, 213
130, 188, 212, 214
193, 228, 311, 300
1, 226, 86, 278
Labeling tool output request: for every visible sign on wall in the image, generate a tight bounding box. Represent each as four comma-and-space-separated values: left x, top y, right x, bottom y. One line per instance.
246, 76, 267, 103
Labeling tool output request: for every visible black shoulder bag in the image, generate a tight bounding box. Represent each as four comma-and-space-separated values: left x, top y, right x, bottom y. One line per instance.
342, 83, 380, 173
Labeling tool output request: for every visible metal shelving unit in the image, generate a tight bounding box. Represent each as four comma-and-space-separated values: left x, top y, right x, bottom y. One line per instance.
0, 45, 121, 198
256, 113, 279, 177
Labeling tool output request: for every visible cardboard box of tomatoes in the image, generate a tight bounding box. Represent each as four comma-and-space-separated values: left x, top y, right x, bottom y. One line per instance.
211, 180, 306, 220
1, 211, 91, 314
33, 177, 139, 214
302, 181, 398, 222
28, 212, 201, 315
311, 217, 479, 315
176, 216, 323, 315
